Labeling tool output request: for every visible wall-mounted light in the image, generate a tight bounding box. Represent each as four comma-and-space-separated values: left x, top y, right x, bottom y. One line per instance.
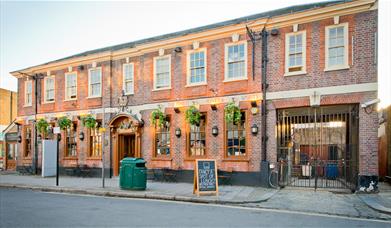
251, 101, 257, 107
57, 134, 61, 142
175, 128, 181, 138
251, 124, 258, 135
79, 131, 85, 141
17, 135, 22, 143
211, 104, 217, 111
174, 107, 180, 113
212, 126, 218, 136
37, 134, 42, 141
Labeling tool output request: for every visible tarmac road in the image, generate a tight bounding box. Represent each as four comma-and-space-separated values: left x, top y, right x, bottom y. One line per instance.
1, 188, 390, 227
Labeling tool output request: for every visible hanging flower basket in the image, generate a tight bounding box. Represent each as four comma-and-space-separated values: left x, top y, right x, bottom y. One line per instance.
150, 107, 166, 127
36, 118, 49, 135
185, 105, 201, 126
57, 116, 72, 130
81, 114, 97, 129
225, 102, 242, 125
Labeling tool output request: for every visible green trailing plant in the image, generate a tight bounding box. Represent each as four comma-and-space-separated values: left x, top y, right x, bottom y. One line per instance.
225, 102, 242, 125
81, 114, 97, 129
36, 118, 49, 135
57, 116, 72, 130
150, 107, 166, 127
185, 105, 201, 126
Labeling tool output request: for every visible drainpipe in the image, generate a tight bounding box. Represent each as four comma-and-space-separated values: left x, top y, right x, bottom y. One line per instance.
33, 74, 39, 174
109, 58, 113, 178
261, 28, 268, 162
260, 27, 269, 187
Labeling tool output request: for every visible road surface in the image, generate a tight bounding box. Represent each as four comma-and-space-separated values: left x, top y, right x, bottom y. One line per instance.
1, 188, 389, 227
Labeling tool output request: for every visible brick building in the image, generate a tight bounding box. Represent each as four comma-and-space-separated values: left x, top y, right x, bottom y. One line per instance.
0, 88, 18, 170
10, 0, 379, 189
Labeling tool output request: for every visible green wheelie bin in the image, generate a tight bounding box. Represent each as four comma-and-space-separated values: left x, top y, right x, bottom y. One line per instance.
119, 158, 147, 190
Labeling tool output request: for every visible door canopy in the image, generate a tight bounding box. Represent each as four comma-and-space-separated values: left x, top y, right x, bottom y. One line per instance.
108, 113, 143, 132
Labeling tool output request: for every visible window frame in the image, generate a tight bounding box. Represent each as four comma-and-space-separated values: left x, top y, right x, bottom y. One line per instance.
24, 80, 32, 107
325, 23, 349, 71
64, 122, 78, 158
122, 63, 135, 95
284, 30, 307, 76
44, 76, 55, 103
153, 116, 171, 157
23, 125, 32, 158
186, 113, 207, 158
88, 67, 102, 98
224, 41, 248, 82
65, 72, 78, 101
88, 120, 102, 158
153, 55, 171, 91
186, 48, 207, 87
224, 110, 248, 158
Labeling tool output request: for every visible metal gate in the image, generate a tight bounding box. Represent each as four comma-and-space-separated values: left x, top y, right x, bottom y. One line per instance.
276, 105, 358, 190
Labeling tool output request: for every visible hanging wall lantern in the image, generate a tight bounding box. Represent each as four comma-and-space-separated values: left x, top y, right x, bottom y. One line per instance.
17, 135, 22, 143
251, 124, 258, 135
175, 128, 181, 138
212, 126, 219, 136
79, 131, 85, 141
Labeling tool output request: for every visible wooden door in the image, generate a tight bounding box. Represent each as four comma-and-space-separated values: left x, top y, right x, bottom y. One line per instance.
6, 143, 16, 170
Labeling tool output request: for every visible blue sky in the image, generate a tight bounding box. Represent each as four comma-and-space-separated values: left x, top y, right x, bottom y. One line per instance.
1, 0, 390, 108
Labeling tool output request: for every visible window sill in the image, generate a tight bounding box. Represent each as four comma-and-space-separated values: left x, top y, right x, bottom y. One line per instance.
87, 96, 102, 99
124, 93, 134, 96
223, 77, 248, 83
22, 157, 32, 160
284, 71, 307, 77
86, 157, 101, 160
151, 157, 172, 161
64, 98, 77, 102
185, 83, 207, 88
43, 101, 55, 104
152, 87, 171, 92
23, 104, 32, 108
222, 158, 249, 162
324, 65, 350, 72
63, 157, 78, 160
184, 156, 207, 161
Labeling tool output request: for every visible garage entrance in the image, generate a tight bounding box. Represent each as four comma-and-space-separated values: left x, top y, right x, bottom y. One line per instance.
276, 105, 359, 190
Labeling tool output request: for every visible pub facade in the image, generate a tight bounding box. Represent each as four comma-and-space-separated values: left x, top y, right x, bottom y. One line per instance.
11, 0, 379, 188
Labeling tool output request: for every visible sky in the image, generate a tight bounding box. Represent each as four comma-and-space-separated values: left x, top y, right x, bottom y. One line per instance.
1, 0, 390, 108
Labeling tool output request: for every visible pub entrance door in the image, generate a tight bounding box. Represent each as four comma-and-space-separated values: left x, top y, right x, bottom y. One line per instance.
116, 134, 136, 174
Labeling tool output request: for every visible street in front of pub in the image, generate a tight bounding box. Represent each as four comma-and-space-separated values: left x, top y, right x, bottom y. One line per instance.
1, 173, 391, 227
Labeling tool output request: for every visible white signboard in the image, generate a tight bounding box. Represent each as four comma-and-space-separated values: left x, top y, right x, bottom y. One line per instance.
42, 140, 57, 177
53, 127, 61, 134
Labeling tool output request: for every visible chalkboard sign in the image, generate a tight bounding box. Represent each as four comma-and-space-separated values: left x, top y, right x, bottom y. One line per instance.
193, 159, 218, 196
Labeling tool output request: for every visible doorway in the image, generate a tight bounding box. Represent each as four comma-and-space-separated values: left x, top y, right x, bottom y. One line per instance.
114, 134, 138, 176
6, 143, 17, 170
276, 105, 359, 190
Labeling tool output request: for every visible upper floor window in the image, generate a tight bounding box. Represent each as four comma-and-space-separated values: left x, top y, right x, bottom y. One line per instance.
325, 23, 349, 71
65, 123, 77, 157
225, 42, 247, 81
187, 49, 206, 85
88, 68, 102, 97
285, 31, 306, 76
226, 111, 246, 157
155, 117, 170, 157
123, 63, 134, 95
24, 81, 32, 106
44, 76, 55, 103
187, 114, 206, 157
154, 55, 171, 90
65, 72, 77, 100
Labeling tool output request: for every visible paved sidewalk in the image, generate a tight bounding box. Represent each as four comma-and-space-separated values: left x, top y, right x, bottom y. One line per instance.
1, 173, 391, 220
0, 173, 275, 204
